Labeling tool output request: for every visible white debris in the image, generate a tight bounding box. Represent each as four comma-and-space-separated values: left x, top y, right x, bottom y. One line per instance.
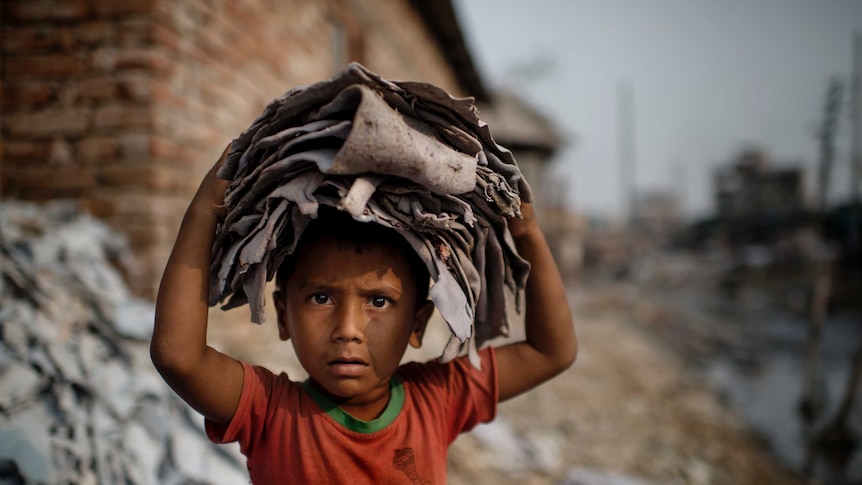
560, 467, 659, 485
468, 419, 534, 475
0, 200, 247, 484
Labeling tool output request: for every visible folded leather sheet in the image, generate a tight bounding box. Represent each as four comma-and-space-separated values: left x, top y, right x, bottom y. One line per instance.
210, 63, 531, 366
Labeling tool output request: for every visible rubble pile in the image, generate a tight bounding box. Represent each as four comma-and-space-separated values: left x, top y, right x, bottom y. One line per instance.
0, 201, 246, 485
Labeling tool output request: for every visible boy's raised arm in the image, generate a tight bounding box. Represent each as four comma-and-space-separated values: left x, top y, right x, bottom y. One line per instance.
495, 202, 578, 402
151, 147, 244, 423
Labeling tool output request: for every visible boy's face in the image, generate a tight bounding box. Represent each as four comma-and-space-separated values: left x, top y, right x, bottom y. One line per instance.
273, 236, 433, 415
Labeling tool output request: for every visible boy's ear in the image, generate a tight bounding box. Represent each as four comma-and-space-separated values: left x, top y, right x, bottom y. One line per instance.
273, 290, 290, 341
408, 300, 434, 349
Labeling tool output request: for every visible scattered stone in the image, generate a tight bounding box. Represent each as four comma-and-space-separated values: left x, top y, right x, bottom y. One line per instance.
0, 200, 247, 484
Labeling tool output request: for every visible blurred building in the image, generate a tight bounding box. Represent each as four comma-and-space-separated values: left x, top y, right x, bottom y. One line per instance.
1, 0, 575, 299
632, 190, 682, 246
713, 148, 808, 245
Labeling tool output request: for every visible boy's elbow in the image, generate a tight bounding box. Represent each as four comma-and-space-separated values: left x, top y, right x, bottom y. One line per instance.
150, 339, 193, 382
555, 340, 578, 372
150, 342, 175, 377
550, 336, 577, 374
565, 340, 578, 368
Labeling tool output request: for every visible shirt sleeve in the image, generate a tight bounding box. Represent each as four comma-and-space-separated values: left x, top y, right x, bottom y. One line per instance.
205, 362, 281, 457
444, 346, 498, 443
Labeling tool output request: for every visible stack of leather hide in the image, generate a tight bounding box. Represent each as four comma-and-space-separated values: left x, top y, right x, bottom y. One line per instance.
209, 63, 531, 366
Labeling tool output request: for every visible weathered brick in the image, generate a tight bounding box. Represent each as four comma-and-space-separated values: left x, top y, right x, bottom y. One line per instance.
149, 79, 176, 102
1, 141, 51, 160
1, 82, 58, 106
6, 54, 85, 77
91, 47, 172, 72
2, 186, 75, 200
0, 176, 14, 198
2, 26, 60, 51
149, 195, 193, 220
117, 132, 150, 156
164, 117, 222, 150
218, 33, 252, 67
184, 42, 212, 66
116, 18, 152, 47
150, 135, 181, 158
97, 164, 195, 191
7, 166, 96, 191
94, 104, 152, 129
117, 74, 152, 99
160, 3, 194, 37
98, 164, 151, 187
4, 108, 90, 136
196, 22, 229, 60
75, 21, 115, 46
114, 191, 167, 217
77, 136, 119, 159
122, 224, 162, 246
6, 0, 90, 21
150, 21, 181, 50
48, 137, 74, 164
80, 194, 118, 219
75, 77, 119, 100
225, 1, 264, 32
114, 48, 171, 71
94, 0, 156, 16
133, 266, 160, 298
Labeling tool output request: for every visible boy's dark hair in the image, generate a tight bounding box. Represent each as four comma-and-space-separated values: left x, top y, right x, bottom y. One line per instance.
275, 207, 430, 304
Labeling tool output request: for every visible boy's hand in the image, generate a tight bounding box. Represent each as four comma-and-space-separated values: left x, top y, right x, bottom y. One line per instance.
190, 145, 231, 222
507, 201, 540, 240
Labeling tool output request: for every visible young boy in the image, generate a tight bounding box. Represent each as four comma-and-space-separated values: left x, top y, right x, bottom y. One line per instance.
151, 144, 576, 483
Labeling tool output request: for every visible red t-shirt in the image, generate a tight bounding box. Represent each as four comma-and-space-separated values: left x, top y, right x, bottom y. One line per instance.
206, 347, 498, 484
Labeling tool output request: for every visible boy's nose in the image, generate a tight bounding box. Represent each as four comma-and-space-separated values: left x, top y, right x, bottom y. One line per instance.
331, 304, 366, 343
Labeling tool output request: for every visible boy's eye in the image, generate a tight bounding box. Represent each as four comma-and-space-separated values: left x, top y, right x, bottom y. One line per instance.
311, 294, 330, 305
370, 297, 389, 308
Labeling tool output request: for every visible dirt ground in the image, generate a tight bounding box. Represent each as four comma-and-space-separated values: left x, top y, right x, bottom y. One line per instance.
445, 285, 813, 485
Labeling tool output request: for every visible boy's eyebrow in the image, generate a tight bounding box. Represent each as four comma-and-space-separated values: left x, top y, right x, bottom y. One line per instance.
294, 280, 335, 291
361, 281, 402, 297
294, 279, 404, 296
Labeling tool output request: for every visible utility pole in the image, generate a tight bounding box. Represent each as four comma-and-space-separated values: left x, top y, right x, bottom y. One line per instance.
801, 77, 842, 476
617, 79, 637, 226
802, 34, 862, 480
670, 157, 688, 218
817, 79, 843, 215
850, 32, 862, 249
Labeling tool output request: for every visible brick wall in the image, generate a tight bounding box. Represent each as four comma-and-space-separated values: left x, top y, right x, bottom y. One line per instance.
2, 0, 464, 297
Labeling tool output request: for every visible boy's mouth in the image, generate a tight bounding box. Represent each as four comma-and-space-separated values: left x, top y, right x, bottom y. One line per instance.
327, 357, 369, 377
328, 357, 368, 365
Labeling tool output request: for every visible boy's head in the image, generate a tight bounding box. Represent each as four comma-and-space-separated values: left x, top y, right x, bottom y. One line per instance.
272, 208, 434, 405
275, 208, 430, 303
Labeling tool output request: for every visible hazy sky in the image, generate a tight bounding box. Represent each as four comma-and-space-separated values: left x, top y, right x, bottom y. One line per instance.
453, 0, 862, 219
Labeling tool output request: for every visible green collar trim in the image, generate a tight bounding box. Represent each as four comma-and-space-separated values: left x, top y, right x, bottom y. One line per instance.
301, 376, 404, 434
